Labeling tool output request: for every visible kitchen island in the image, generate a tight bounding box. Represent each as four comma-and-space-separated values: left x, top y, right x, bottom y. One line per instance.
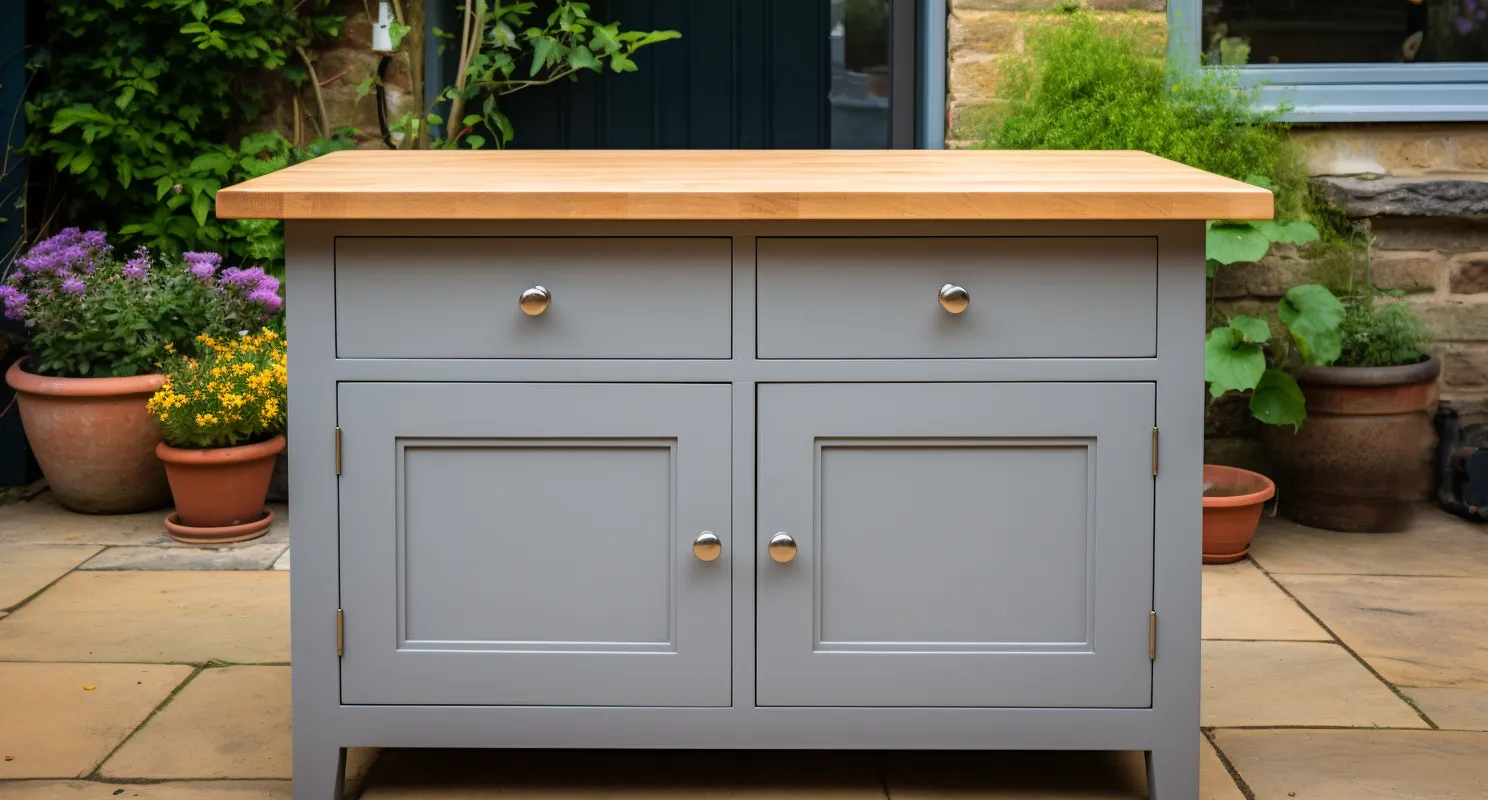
217, 150, 1272, 800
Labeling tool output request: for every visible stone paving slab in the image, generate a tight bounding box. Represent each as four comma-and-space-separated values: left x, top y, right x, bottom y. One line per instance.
0, 496, 288, 548
1202, 641, 1426, 728
1399, 687, 1488, 731
1201, 561, 1329, 641
272, 547, 290, 571
1200, 736, 1245, 800
1273, 574, 1488, 689
0, 545, 102, 610
1250, 508, 1488, 577
0, 572, 289, 664
102, 666, 290, 779
80, 542, 288, 571
0, 781, 292, 799
362, 749, 886, 799
1213, 729, 1488, 799
0, 662, 193, 779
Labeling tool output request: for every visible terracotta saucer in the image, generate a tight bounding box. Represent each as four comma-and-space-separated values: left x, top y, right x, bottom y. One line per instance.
164, 507, 275, 545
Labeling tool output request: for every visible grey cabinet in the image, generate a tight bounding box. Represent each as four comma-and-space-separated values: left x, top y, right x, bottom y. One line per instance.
756, 382, 1155, 708
280, 222, 1205, 800
336, 382, 733, 707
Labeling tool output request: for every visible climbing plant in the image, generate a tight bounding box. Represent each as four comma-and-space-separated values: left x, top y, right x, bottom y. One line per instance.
24, 0, 350, 268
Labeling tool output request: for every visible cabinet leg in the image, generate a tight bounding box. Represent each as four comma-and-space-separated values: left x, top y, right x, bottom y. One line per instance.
294, 739, 346, 800
1145, 740, 1198, 800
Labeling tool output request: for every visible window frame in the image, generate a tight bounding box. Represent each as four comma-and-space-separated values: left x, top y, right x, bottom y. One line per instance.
1167, 2, 1488, 122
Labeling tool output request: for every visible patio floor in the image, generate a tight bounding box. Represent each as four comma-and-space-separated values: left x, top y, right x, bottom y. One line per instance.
1, 492, 1486, 799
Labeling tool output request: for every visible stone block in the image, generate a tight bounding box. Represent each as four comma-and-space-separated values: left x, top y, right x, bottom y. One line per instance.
1203, 436, 1269, 475
950, 0, 1057, 10
1215, 730, 1488, 800
1202, 640, 1426, 727
1370, 250, 1440, 292
1205, 392, 1261, 439
947, 54, 1002, 103
1418, 301, 1488, 342
1316, 176, 1488, 218
948, 10, 1023, 56
947, 101, 1007, 141
1458, 136, 1488, 171
1449, 252, 1488, 295
1372, 218, 1488, 252
1375, 136, 1451, 173
1087, 0, 1166, 9
1442, 345, 1488, 388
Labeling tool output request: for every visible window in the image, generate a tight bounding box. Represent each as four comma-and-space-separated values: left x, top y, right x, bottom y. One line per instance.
1170, 0, 1488, 120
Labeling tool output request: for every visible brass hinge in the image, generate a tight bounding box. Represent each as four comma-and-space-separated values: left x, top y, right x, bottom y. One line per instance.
334, 427, 342, 476
1151, 427, 1159, 477
336, 608, 344, 658
1149, 611, 1157, 661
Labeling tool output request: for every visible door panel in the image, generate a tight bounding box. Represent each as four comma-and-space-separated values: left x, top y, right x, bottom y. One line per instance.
756, 383, 1155, 708
339, 383, 731, 707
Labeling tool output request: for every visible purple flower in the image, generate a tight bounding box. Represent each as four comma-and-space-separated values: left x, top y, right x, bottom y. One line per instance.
248, 287, 284, 312
255, 275, 280, 295
0, 285, 28, 320
122, 246, 150, 280
1455, 16, 1475, 34
61, 276, 86, 297
15, 227, 110, 275
219, 266, 265, 287
183, 251, 222, 281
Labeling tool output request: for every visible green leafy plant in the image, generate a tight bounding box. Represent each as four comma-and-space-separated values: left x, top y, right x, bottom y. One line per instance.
392, 1, 680, 149
1204, 284, 1345, 430
843, 0, 890, 72
24, 0, 347, 267
1336, 291, 1431, 368
975, 13, 1325, 280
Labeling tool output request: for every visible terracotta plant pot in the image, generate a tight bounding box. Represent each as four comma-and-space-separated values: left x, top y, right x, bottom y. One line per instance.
1203, 464, 1275, 564
1263, 357, 1439, 533
157, 435, 286, 544
5, 358, 171, 513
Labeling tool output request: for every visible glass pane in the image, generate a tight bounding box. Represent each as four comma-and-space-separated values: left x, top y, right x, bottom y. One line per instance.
1203, 0, 1488, 64
830, 0, 892, 148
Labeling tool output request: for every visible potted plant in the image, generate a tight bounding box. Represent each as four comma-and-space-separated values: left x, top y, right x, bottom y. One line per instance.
1203, 284, 1344, 561
1263, 290, 1436, 532
149, 326, 287, 543
3, 230, 282, 512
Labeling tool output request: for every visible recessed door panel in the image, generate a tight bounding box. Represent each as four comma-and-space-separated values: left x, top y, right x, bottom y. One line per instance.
339, 383, 731, 707
756, 383, 1155, 708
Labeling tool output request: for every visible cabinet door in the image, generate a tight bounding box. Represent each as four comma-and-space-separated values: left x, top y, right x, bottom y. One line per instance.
756, 383, 1155, 708
338, 383, 731, 706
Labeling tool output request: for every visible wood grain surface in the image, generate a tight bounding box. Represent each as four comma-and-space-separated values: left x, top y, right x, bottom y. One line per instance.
215, 150, 1273, 221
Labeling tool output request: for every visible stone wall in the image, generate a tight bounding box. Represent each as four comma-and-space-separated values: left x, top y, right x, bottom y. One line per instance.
945, 2, 1488, 471
251, 0, 421, 149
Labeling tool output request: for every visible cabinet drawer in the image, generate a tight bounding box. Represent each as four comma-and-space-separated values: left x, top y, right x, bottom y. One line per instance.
335, 237, 732, 359
756, 237, 1156, 359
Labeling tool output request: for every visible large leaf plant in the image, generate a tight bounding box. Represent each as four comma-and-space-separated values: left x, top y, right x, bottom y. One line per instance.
1205, 284, 1345, 431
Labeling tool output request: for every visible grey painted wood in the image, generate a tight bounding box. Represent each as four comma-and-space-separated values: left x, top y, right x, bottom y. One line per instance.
337, 382, 732, 706
756, 237, 1156, 359
334, 237, 732, 359
285, 219, 1203, 800
756, 382, 1155, 708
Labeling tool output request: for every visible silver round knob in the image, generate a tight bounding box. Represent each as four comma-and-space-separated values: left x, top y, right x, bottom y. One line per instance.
519, 285, 551, 315
938, 283, 969, 314
768, 532, 797, 563
692, 531, 722, 562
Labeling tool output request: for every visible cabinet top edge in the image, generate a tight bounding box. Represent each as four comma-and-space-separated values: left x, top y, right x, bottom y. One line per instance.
215, 150, 1273, 222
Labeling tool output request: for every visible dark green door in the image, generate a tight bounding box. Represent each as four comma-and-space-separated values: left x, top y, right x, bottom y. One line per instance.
436, 0, 917, 149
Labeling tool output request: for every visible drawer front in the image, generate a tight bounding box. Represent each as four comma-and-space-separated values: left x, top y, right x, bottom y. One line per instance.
756, 237, 1156, 359
335, 237, 732, 359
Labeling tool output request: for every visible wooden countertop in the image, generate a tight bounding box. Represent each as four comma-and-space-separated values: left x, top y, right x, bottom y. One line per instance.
215, 150, 1273, 221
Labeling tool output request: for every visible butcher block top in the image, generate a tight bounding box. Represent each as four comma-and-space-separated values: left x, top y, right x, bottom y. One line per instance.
215, 150, 1272, 222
